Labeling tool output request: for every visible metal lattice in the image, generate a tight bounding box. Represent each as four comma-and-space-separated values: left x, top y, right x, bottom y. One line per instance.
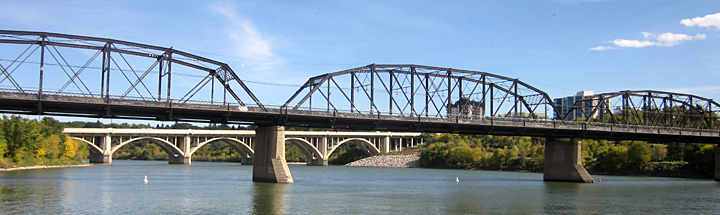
0, 30, 263, 110
283, 64, 561, 121
564, 90, 720, 129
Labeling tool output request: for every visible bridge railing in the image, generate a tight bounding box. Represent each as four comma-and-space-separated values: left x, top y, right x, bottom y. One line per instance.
2, 88, 719, 137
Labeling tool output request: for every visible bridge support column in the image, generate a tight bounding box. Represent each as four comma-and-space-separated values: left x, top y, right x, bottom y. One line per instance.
307, 138, 328, 166
544, 138, 594, 183
253, 126, 293, 183
89, 134, 112, 164
716, 145, 720, 181
380, 136, 390, 153
169, 135, 191, 164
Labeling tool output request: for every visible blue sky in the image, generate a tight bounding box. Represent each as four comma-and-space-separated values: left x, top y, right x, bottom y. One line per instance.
1, 0, 719, 124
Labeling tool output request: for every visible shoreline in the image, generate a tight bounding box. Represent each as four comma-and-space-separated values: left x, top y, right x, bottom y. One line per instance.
0, 164, 92, 172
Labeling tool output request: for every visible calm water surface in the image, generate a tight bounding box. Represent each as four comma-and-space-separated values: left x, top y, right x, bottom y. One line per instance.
1, 160, 720, 214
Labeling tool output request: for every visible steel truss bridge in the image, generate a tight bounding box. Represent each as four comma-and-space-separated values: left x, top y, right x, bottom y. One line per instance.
1, 30, 718, 143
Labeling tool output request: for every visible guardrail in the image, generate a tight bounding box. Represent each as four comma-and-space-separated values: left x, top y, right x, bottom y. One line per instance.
1, 89, 719, 137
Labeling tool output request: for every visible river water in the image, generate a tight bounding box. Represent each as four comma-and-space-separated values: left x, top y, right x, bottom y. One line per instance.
1, 160, 719, 214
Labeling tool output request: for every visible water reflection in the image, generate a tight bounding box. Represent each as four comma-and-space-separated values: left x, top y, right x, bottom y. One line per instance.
252, 182, 289, 214
543, 182, 584, 214
0, 170, 63, 214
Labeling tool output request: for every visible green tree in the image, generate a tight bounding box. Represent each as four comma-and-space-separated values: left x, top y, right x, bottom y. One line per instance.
626, 141, 652, 172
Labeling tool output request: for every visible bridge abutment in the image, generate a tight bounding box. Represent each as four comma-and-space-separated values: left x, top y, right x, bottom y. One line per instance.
252, 126, 294, 183
544, 138, 594, 183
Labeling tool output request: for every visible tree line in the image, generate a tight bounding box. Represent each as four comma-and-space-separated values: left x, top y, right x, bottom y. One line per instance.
419, 133, 716, 178
0, 116, 88, 168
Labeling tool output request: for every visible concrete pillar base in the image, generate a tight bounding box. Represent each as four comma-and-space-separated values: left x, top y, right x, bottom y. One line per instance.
89, 154, 112, 164
307, 159, 328, 166
544, 138, 594, 183
253, 126, 294, 183
169, 155, 191, 164
241, 157, 254, 165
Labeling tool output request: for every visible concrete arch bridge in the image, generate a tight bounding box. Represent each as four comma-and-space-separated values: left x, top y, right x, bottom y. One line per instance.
63, 128, 422, 166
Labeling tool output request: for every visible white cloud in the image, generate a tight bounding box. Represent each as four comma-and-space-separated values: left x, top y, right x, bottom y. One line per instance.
612, 39, 656, 48
592, 32, 706, 50
211, 5, 279, 64
681, 13, 720, 28
589, 46, 613, 51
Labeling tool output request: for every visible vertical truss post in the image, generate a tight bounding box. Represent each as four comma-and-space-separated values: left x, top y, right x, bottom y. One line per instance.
371, 66, 375, 114
389, 70, 393, 115
158, 56, 163, 102
327, 77, 330, 112
490, 83, 494, 117
211, 71, 215, 104
223, 69, 228, 105
38, 36, 46, 99
599, 95, 604, 122
622, 93, 628, 125
410, 67, 415, 116
458, 77, 463, 100
514, 82, 519, 116
351, 71, 355, 113
105, 43, 112, 103
165, 52, 172, 103
101, 43, 107, 98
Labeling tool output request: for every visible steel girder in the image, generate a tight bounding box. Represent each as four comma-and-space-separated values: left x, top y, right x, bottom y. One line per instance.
0, 30, 264, 110
564, 90, 720, 129
283, 64, 562, 121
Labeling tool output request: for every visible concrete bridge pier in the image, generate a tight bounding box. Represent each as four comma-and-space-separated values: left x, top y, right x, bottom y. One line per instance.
252, 125, 293, 183
240, 152, 253, 165
169, 155, 191, 164
89, 135, 112, 164
544, 138, 594, 183
89, 153, 112, 164
307, 156, 328, 166
307, 137, 328, 166
168, 135, 192, 164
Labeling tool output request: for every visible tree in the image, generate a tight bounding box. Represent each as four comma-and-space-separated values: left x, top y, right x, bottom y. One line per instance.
626, 141, 651, 172
2, 116, 41, 162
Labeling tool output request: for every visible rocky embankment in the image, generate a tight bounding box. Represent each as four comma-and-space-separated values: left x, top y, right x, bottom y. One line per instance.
0, 164, 92, 172
345, 154, 421, 168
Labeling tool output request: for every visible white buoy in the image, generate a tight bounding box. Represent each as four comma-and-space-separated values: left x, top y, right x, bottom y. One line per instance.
456, 177, 459, 182
143, 175, 148, 183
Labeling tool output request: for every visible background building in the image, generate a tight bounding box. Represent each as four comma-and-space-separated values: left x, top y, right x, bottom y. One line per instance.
554, 90, 598, 121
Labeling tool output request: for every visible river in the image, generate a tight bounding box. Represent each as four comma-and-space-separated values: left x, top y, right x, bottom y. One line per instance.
1, 160, 719, 214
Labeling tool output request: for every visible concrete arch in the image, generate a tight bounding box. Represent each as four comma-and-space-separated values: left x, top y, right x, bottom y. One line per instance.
326, 138, 380, 159
284, 137, 323, 160
188, 137, 254, 157
69, 137, 104, 155
110, 137, 185, 156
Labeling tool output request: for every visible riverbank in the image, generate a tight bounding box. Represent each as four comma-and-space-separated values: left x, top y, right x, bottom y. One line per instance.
345, 154, 421, 168
0, 164, 92, 172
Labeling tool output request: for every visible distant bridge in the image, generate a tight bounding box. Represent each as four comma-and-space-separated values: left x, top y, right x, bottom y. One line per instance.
63, 128, 422, 166
2, 30, 719, 183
